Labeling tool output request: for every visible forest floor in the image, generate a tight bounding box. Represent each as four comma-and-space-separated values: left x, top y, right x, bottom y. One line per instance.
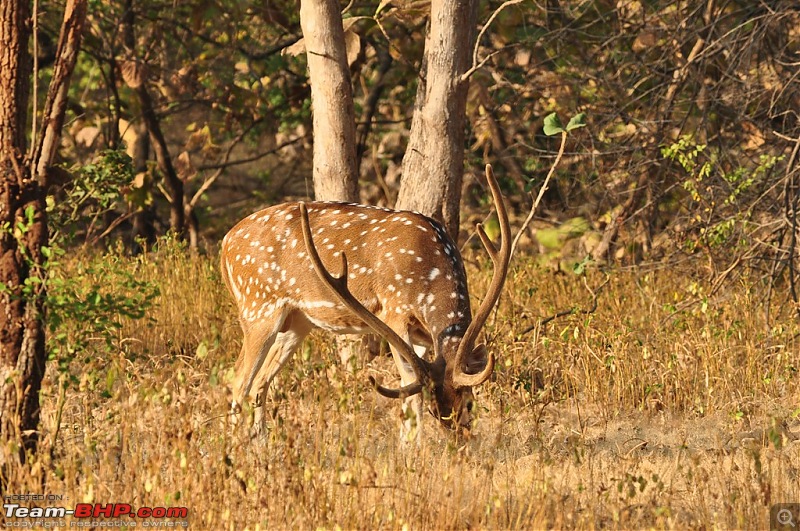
8, 240, 800, 529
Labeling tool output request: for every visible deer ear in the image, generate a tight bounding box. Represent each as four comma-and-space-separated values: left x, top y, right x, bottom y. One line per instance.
464, 343, 489, 374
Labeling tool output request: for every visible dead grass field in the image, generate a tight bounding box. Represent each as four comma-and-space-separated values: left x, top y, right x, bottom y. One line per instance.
7, 242, 800, 529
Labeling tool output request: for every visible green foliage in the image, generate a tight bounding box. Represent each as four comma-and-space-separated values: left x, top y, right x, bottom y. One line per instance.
48, 149, 134, 246
46, 250, 160, 386
662, 136, 783, 251
40, 149, 158, 388
661, 136, 712, 203
0, 187, 157, 392
543, 112, 587, 136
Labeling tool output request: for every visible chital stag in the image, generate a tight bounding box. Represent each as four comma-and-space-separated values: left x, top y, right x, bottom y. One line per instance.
221, 165, 510, 439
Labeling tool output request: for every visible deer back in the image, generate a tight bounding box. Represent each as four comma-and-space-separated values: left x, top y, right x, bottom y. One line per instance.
221, 202, 474, 343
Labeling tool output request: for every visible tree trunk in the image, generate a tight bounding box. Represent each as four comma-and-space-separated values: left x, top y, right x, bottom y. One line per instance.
126, 121, 157, 252
121, 0, 185, 237
136, 82, 185, 237
299, 0, 358, 203
0, 0, 87, 467
32, 0, 87, 183
395, 0, 479, 239
299, 0, 362, 360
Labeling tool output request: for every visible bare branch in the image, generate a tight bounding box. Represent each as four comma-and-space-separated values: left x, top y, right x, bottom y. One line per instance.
462, 0, 525, 82
510, 130, 568, 259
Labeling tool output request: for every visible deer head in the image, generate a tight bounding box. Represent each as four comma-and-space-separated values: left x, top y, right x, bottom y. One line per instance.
222, 165, 510, 438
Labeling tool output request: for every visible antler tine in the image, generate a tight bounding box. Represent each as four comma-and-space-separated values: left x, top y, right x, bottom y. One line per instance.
476, 223, 498, 260
452, 164, 512, 388
368, 376, 424, 400
298, 202, 431, 397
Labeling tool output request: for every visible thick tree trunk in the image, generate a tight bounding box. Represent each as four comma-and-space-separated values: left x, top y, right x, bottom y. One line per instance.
299, 0, 361, 360
0, 0, 87, 467
396, 0, 479, 238
1, 0, 38, 467
0, 0, 30, 152
299, 0, 358, 202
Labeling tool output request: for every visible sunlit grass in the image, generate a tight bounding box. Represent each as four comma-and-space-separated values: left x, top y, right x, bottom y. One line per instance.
7, 241, 800, 529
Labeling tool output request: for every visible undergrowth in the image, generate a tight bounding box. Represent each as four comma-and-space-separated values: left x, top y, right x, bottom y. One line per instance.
7, 241, 800, 529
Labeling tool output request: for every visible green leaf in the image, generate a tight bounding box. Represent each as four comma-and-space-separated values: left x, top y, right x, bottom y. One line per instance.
543, 113, 564, 136
196, 341, 209, 360
566, 113, 587, 131
572, 255, 592, 275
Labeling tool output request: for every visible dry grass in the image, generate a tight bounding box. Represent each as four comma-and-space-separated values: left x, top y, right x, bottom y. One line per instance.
7, 242, 800, 529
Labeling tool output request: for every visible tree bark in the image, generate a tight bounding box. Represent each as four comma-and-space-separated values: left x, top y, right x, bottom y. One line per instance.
299, 0, 358, 202
299, 0, 362, 359
0, 0, 87, 467
32, 0, 87, 183
395, 0, 479, 239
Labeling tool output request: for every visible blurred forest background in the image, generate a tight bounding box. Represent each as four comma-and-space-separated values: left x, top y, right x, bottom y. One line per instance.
38, 0, 798, 278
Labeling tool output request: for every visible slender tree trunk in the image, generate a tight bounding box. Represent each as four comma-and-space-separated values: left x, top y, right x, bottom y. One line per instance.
299, 0, 358, 202
396, 0, 479, 238
0, 0, 87, 468
121, 0, 185, 237
32, 0, 87, 182
136, 83, 185, 236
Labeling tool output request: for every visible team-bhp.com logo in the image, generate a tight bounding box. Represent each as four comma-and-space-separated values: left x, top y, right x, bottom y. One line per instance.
4, 502, 189, 527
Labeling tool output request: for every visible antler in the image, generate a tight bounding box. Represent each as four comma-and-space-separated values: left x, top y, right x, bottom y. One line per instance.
452, 164, 512, 388
299, 202, 430, 398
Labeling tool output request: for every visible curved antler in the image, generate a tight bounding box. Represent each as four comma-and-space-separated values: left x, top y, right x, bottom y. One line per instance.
452, 164, 511, 388
368, 376, 423, 399
299, 202, 431, 397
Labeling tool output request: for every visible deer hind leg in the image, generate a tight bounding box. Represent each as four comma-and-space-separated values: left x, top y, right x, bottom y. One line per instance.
248, 311, 313, 434
231, 308, 288, 422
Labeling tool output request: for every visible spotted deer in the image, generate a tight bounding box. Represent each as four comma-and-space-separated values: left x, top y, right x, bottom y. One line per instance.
221, 165, 510, 440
